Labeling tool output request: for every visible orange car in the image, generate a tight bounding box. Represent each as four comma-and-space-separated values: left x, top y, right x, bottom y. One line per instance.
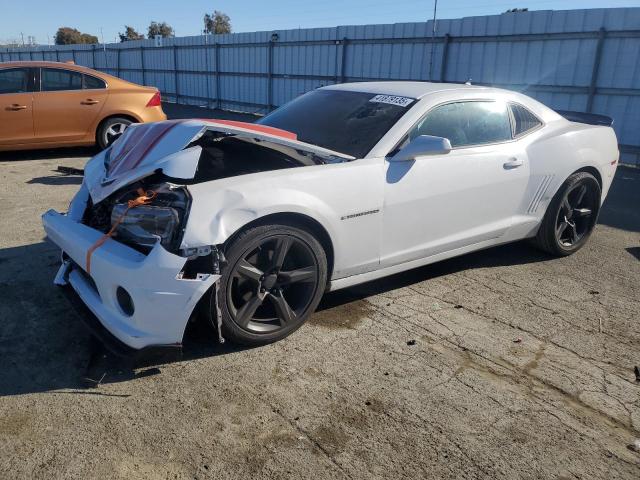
0, 61, 166, 151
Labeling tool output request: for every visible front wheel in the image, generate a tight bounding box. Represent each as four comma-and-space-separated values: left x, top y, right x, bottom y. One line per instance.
217, 224, 328, 346
533, 171, 601, 256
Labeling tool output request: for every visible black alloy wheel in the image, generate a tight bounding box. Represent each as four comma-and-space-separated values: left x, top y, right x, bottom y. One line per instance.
555, 181, 598, 247
533, 171, 601, 256
218, 224, 327, 345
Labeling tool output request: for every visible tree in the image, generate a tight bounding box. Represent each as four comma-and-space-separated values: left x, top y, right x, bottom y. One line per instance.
204, 11, 231, 34
148, 21, 174, 38
79, 33, 98, 44
119, 26, 144, 42
55, 27, 98, 45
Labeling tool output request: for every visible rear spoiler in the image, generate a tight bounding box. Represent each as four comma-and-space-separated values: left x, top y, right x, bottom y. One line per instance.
555, 110, 613, 127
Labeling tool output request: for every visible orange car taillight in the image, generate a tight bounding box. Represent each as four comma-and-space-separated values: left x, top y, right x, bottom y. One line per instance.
146, 91, 161, 107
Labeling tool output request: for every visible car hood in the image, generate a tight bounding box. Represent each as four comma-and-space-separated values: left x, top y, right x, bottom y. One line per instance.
83, 119, 355, 203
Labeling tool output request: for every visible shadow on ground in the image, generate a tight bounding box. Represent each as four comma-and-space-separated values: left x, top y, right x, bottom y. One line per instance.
0, 238, 551, 398
626, 247, 640, 261
0, 146, 97, 163
26, 172, 83, 186
317, 240, 552, 310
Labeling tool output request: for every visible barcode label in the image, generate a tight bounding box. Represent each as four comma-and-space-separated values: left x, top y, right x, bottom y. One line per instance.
369, 94, 414, 107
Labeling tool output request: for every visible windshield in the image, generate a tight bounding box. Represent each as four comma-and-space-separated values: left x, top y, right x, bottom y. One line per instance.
257, 89, 416, 158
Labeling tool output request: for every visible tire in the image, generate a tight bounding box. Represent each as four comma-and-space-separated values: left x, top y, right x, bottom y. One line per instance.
217, 224, 328, 346
533, 171, 601, 256
97, 117, 133, 150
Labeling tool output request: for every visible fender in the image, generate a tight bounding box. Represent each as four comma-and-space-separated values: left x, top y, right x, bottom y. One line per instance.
526, 122, 616, 220
182, 184, 339, 249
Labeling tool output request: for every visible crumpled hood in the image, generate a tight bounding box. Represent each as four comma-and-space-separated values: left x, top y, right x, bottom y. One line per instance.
83, 119, 354, 203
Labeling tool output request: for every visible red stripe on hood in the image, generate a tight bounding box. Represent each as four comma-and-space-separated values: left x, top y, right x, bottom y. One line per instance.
107, 125, 150, 176
108, 122, 181, 178
201, 119, 297, 140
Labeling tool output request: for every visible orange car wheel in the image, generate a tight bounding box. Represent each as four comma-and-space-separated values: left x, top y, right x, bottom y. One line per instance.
97, 117, 134, 150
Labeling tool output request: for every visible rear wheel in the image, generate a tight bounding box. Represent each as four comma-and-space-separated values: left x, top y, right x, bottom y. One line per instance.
217, 224, 328, 346
533, 171, 601, 256
97, 117, 133, 149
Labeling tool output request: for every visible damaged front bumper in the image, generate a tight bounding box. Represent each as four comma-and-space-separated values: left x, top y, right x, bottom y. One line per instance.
42, 209, 219, 351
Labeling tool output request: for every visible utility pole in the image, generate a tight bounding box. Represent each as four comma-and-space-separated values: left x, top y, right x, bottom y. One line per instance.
428, 0, 438, 81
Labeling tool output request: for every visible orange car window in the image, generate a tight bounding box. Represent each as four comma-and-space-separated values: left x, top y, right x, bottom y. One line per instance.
84, 74, 106, 89
42, 68, 82, 92
0, 68, 29, 94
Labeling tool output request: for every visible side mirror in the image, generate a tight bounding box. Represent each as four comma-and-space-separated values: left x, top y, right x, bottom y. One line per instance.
390, 135, 452, 162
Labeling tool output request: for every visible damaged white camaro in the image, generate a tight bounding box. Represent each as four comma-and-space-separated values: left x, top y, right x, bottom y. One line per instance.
43, 82, 619, 350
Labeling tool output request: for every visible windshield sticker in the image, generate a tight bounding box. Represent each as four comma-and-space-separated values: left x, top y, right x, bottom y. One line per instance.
369, 94, 414, 107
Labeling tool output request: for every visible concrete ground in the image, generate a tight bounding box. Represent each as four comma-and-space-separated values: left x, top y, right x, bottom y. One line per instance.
0, 105, 639, 479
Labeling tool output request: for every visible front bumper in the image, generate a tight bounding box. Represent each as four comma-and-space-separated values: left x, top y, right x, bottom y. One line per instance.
42, 209, 219, 350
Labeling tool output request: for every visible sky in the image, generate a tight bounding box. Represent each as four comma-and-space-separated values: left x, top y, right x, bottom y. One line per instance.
1, 0, 638, 45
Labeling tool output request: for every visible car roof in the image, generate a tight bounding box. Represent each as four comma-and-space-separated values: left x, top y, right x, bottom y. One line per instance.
0, 60, 97, 72
0, 60, 145, 88
322, 81, 500, 99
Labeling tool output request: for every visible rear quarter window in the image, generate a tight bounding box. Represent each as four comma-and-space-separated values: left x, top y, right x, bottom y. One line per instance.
510, 103, 542, 137
84, 74, 106, 89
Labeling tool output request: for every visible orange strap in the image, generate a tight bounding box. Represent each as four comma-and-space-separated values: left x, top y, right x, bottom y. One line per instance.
85, 188, 157, 275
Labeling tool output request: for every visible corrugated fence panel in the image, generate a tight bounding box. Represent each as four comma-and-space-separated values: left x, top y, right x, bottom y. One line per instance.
1, 7, 639, 164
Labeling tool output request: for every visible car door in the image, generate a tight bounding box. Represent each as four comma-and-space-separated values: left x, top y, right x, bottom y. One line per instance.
0, 67, 35, 145
32, 67, 107, 142
381, 100, 530, 267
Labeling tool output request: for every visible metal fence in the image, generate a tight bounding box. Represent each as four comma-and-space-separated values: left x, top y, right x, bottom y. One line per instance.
2, 8, 639, 165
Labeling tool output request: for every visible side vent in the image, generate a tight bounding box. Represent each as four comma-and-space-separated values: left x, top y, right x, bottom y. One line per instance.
528, 175, 554, 214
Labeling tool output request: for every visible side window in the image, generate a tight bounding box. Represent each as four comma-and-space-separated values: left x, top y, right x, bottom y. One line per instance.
41, 68, 82, 92
410, 101, 512, 148
0, 68, 29, 94
510, 103, 542, 137
84, 74, 106, 90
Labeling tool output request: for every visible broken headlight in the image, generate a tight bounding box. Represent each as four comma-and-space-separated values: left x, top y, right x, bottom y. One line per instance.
110, 183, 190, 251
111, 204, 178, 248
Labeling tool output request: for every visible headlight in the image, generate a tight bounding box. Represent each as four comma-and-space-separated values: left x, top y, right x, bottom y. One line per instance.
110, 183, 190, 250
111, 204, 179, 248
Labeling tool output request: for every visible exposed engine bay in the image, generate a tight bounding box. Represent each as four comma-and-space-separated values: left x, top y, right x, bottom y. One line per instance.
189, 130, 341, 183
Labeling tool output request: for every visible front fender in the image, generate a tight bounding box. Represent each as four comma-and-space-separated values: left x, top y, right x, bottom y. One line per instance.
181, 184, 339, 249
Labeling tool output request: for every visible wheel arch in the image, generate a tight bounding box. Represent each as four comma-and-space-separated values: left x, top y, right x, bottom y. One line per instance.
573, 165, 603, 190
545, 165, 604, 212
95, 113, 140, 142
222, 212, 335, 283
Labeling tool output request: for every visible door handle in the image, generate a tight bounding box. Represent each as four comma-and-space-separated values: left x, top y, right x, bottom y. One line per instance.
7, 104, 27, 111
503, 157, 524, 169
81, 99, 100, 105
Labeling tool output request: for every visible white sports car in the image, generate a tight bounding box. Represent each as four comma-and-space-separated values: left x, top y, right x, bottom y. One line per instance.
42, 82, 619, 351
